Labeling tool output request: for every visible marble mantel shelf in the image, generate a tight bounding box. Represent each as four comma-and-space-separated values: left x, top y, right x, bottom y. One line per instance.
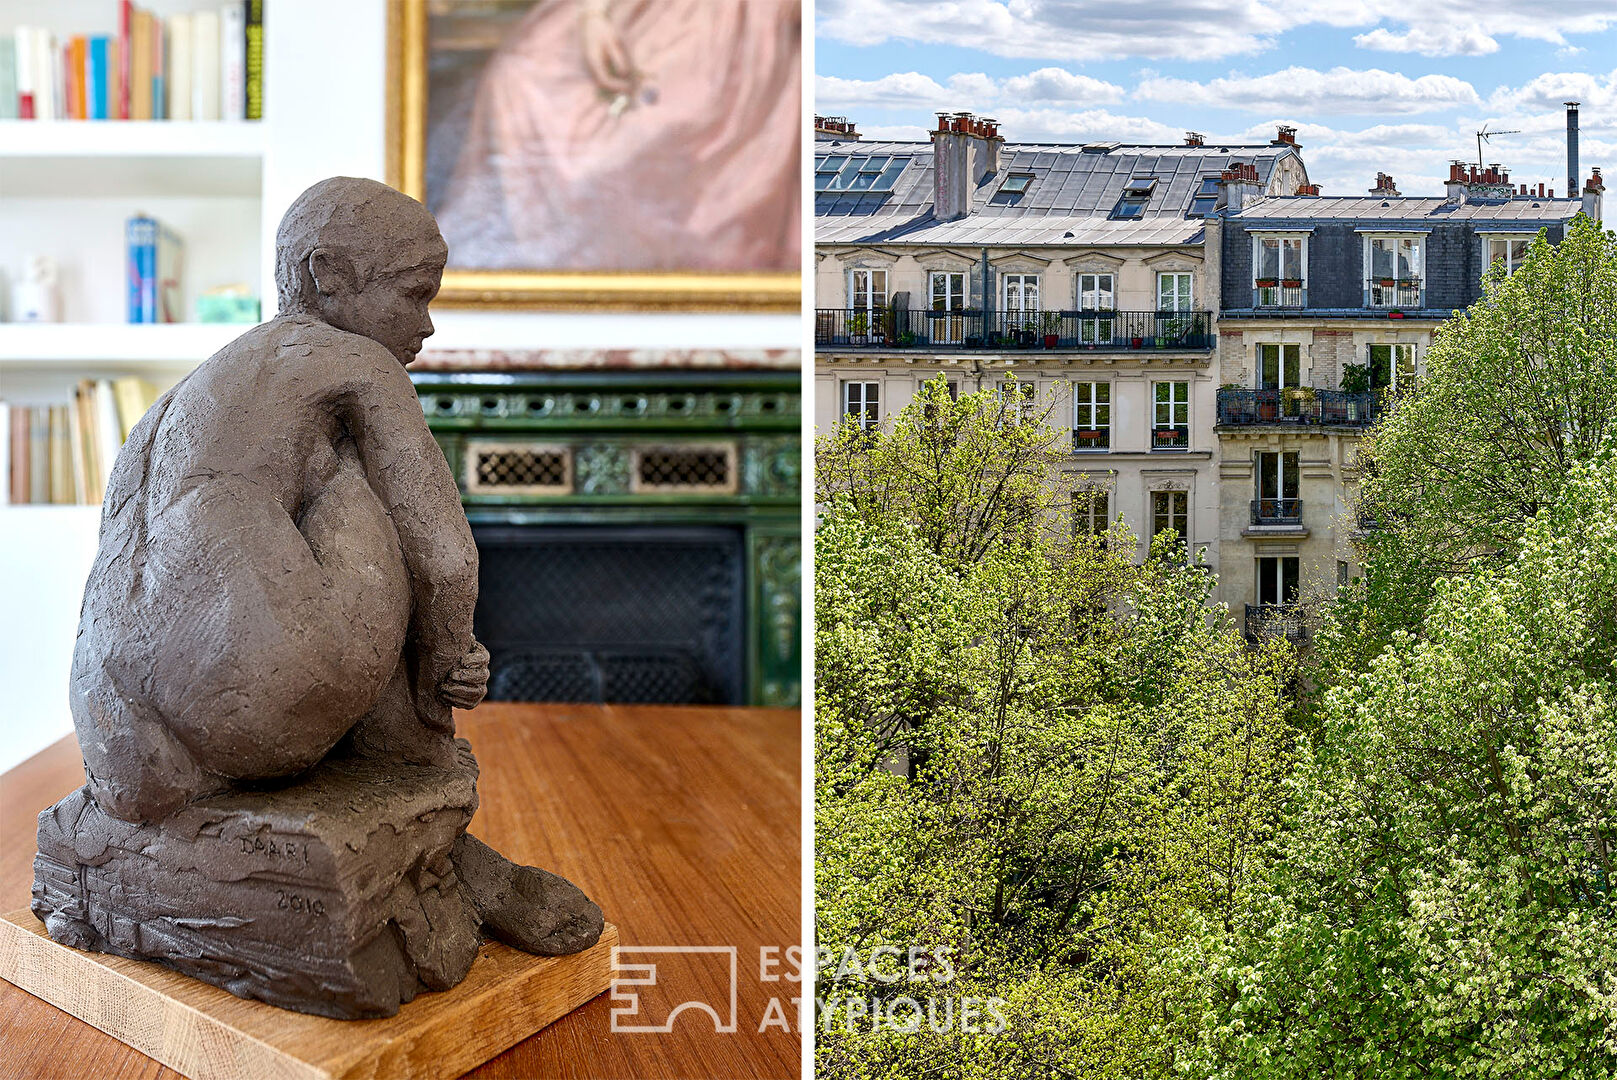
410, 349, 800, 372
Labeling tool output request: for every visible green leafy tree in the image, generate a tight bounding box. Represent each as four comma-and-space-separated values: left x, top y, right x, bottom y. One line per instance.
815, 382, 1296, 1079
1202, 453, 1617, 1079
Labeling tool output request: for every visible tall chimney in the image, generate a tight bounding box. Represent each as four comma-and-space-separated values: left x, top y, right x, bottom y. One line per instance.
931, 111, 1003, 221
1369, 172, 1399, 197
1585, 168, 1604, 222
1567, 102, 1580, 200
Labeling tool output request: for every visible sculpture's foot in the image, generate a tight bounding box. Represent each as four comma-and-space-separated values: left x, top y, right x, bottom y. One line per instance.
452, 833, 605, 956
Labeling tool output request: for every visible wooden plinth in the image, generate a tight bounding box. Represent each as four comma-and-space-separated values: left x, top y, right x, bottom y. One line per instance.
0, 908, 616, 1080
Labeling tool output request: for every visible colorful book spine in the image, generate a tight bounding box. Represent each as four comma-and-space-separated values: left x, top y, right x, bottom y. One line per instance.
88, 36, 109, 120
245, 0, 264, 121
151, 9, 165, 121
69, 35, 87, 120
118, 0, 132, 119
131, 8, 151, 120
127, 214, 158, 323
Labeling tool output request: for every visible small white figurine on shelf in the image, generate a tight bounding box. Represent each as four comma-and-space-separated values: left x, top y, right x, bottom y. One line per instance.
12, 255, 61, 323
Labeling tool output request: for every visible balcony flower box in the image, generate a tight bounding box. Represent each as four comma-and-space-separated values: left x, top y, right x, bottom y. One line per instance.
1387, 310, 1405, 319
1258, 399, 1277, 420
1255, 277, 1278, 288
1043, 334, 1059, 348
1131, 336, 1144, 348
1378, 277, 1395, 288
1282, 278, 1302, 288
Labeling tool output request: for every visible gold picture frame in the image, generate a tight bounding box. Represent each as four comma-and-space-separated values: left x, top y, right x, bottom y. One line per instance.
385, 0, 800, 312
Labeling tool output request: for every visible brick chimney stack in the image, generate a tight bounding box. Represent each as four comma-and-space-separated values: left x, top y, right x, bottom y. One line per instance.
931, 111, 1004, 221
815, 115, 859, 141
1369, 172, 1399, 197
1271, 125, 1299, 148
1185, 131, 1204, 147
1585, 167, 1605, 222
1217, 161, 1262, 211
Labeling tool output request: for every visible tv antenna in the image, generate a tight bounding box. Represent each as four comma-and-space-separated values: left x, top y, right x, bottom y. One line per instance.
1476, 124, 1520, 167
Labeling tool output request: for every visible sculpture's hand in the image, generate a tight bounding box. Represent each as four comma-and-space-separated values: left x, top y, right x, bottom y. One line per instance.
438, 640, 490, 710
578, 1, 636, 97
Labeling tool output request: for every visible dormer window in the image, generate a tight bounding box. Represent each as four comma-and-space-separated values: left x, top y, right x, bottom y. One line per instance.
1187, 177, 1220, 218
1001, 173, 1034, 195
1112, 177, 1157, 219
1483, 234, 1532, 274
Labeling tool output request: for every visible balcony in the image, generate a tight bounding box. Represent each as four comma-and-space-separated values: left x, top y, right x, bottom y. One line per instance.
1253, 283, 1305, 309
814, 308, 1213, 351
1245, 603, 1308, 644
1216, 388, 1385, 428
1071, 428, 1110, 452
1150, 426, 1189, 451
1250, 498, 1302, 526
1366, 278, 1423, 310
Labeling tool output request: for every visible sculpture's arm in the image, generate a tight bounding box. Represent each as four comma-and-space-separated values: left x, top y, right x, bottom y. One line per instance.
325, 343, 479, 730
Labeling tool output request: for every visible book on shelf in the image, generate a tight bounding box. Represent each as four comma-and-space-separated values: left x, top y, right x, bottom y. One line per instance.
5, 4, 262, 122
126, 213, 184, 324
4, 380, 157, 506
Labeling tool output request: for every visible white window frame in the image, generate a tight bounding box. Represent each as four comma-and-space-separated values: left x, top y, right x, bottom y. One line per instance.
1073, 488, 1110, 538
1251, 233, 1308, 306
1362, 232, 1426, 307
842, 380, 881, 432
928, 270, 969, 345
1367, 343, 1416, 392
1156, 271, 1193, 313
1151, 381, 1190, 450
1001, 273, 1041, 315
1256, 343, 1302, 390
847, 268, 888, 314
1151, 489, 1190, 549
1076, 272, 1115, 345
1071, 381, 1111, 451
1481, 233, 1533, 275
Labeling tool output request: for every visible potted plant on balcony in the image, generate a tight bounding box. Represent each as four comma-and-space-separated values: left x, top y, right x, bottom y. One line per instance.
1282, 278, 1302, 289
1258, 394, 1278, 421
849, 312, 869, 345
1255, 277, 1278, 288
965, 333, 984, 348
1387, 309, 1405, 319
1378, 276, 1395, 288
1014, 317, 1039, 349
1040, 311, 1061, 349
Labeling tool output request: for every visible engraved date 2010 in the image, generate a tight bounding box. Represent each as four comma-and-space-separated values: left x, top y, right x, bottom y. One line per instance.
277, 890, 326, 917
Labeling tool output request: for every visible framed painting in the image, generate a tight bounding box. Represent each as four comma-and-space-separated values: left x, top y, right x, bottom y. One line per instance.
387, 0, 801, 311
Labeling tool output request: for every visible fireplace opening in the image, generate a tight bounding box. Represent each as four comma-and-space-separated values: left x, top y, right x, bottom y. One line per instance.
470, 524, 745, 705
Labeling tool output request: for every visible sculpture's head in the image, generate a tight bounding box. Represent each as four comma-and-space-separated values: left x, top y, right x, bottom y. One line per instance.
274, 177, 449, 365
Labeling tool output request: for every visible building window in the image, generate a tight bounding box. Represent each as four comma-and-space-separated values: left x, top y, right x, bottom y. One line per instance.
1151, 381, 1190, 450
1152, 490, 1189, 552
1112, 176, 1156, 219
1485, 235, 1532, 274
842, 381, 880, 432
1366, 235, 1423, 307
1256, 556, 1299, 607
1072, 382, 1111, 451
1077, 273, 1115, 345
1157, 272, 1193, 312
1001, 173, 1033, 194
1002, 273, 1040, 315
1337, 560, 1350, 589
1187, 176, 1220, 218
929, 270, 968, 345
1254, 450, 1299, 523
1073, 489, 1110, 538
1253, 235, 1306, 306
848, 268, 887, 315
1367, 343, 1415, 391
1257, 343, 1302, 389
998, 379, 1037, 423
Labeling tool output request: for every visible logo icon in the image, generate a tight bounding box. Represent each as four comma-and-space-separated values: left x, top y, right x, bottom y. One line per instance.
611, 945, 739, 1033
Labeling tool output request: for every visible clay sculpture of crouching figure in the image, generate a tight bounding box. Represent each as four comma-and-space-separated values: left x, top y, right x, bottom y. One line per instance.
30, 177, 604, 1019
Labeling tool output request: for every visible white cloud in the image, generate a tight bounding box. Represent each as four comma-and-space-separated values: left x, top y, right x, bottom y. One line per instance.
1135, 66, 1480, 115
815, 69, 1123, 112
815, 0, 1617, 61
1352, 26, 1499, 57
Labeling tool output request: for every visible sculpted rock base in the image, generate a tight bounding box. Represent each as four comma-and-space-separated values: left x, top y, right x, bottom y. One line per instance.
32, 744, 489, 1019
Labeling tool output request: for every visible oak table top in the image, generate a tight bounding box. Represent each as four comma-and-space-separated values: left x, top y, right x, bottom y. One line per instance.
0, 703, 802, 1080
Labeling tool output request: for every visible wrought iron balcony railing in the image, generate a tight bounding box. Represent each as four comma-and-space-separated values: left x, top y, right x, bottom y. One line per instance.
1251, 498, 1302, 525
1150, 425, 1190, 451
1252, 284, 1306, 308
1245, 603, 1308, 643
1366, 277, 1423, 309
1216, 388, 1386, 428
814, 308, 1213, 350
1071, 428, 1110, 452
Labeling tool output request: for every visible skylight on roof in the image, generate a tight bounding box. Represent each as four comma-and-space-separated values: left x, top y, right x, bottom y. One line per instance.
1188, 176, 1221, 218
1113, 177, 1157, 219
1122, 177, 1158, 197
815, 154, 911, 193
1001, 173, 1033, 194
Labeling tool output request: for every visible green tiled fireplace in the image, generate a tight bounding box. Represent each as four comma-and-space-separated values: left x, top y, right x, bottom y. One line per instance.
412, 361, 800, 708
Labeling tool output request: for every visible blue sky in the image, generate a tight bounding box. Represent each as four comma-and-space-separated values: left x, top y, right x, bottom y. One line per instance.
815, 0, 1617, 197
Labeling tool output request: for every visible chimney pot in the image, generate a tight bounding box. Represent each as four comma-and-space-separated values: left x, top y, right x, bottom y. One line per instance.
1185, 131, 1204, 147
